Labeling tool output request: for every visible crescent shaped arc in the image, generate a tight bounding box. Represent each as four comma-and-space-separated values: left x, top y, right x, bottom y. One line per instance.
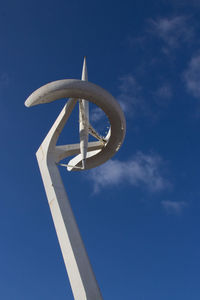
25, 79, 126, 170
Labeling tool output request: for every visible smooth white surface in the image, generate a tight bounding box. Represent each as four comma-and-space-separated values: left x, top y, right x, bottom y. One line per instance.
25, 68, 126, 299
25, 79, 126, 170
36, 100, 103, 300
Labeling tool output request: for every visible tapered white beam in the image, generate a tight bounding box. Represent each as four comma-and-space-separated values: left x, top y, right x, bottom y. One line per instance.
36, 100, 103, 300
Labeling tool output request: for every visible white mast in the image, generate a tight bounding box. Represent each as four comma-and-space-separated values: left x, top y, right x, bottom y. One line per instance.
79, 56, 89, 169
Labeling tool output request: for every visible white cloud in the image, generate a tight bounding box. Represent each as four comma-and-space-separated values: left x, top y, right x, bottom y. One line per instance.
90, 107, 104, 123
183, 54, 200, 98
87, 152, 169, 193
117, 75, 144, 117
91, 74, 172, 124
89, 75, 141, 123
161, 200, 187, 214
150, 16, 193, 51
119, 75, 140, 94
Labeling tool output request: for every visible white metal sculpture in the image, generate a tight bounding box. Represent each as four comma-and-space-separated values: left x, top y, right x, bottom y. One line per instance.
25, 58, 126, 300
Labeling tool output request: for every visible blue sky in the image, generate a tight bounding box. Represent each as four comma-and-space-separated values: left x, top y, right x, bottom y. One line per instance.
1, 0, 200, 299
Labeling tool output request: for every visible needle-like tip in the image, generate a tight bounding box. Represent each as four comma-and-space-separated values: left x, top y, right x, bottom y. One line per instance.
81, 57, 88, 81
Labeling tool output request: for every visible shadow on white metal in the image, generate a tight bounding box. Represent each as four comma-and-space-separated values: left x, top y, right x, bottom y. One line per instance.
25, 58, 126, 300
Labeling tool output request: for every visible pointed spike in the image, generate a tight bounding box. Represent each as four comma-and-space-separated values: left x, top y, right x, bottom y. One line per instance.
81, 56, 88, 81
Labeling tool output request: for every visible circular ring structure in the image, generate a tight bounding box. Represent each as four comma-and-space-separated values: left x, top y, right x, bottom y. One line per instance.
25, 79, 126, 170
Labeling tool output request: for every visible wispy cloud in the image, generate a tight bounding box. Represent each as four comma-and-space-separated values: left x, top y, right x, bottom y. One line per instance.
90, 107, 104, 123
89, 75, 172, 126
128, 15, 194, 54
117, 74, 145, 117
161, 200, 187, 214
89, 75, 144, 128
117, 74, 173, 120
154, 83, 173, 107
87, 152, 170, 193
183, 54, 200, 98
90, 76, 140, 123
149, 16, 193, 53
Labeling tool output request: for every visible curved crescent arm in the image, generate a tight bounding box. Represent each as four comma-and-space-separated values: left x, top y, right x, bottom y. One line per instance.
26, 75, 126, 300
25, 79, 126, 170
